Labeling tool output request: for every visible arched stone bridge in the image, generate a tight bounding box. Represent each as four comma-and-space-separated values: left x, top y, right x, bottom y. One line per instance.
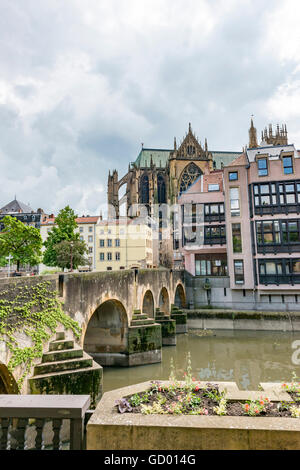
0, 269, 186, 395
61, 268, 186, 367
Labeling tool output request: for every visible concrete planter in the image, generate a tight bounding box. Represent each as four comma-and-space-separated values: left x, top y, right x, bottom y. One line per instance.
87, 381, 300, 450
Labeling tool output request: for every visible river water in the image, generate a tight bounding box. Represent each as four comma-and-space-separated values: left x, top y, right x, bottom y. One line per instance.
103, 329, 300, 392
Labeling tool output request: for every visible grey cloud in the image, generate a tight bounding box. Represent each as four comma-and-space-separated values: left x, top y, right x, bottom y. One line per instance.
0, 0, 299, 214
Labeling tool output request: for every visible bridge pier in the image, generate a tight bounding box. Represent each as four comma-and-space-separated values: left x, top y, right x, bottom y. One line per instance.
170, 305, 188, 334
154, 309, 177, 346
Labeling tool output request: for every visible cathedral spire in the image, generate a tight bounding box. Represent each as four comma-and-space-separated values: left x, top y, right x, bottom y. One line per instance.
249, 117, 258, 149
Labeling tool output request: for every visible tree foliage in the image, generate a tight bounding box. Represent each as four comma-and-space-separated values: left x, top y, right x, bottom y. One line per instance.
0, 216, 42, 270
54, 239, 89, 270
43, 206, 87, 270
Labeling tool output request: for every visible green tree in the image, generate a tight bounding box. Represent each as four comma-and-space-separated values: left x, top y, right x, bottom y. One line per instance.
0, 216, 42, 271
54, 240, 89, 271
43, 206, 87, 270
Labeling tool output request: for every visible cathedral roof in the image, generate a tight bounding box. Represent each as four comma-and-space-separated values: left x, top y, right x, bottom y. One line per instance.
134, 148, 171, 168
211, 151, 242, 169
134, 148, 240, 170
0, 198, 33, 214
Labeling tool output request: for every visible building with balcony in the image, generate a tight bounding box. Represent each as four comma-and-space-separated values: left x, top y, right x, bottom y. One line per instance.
179, 120, 300, 310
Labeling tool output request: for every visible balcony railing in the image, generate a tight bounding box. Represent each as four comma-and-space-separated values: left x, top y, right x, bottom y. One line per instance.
0, 395, 91, 450
257, 243, 300, 254
259, 274, 300, 285
254, 204, 300, 216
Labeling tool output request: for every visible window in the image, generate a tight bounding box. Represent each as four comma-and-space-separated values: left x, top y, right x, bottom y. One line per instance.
230, 187, 240, 217
204, 225, 226, 244
234, 260, 244, 284
179, 163, 202, 195
257, 158, 268, 176
115, 252, 120, 261
79, 236, 83, 241
79, 227, 83, 233
232, 223, 242, 252
283, 156, 293, 175
157, 174, 166, 204
115, 239, 120, 247
107, 252, 112, 261
280, 183, 296, 204
100, 229, 104, 235
88, 247, 93, 254
140, 174, 149, 204
88, 236, 93, 243
99, 239, 104, 247
195, 254, 227, 276
229, 172, 238, 181
89, 226, 93, 233
99, 253, 104, 261
107, 239, 112, 247
256, 220, 281, 245
254, 183, 276, 207
282, 221, 300, 243
208, 184, 220, 192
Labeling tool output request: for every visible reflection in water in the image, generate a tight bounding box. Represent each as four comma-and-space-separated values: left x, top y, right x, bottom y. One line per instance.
103, 330, 300, 392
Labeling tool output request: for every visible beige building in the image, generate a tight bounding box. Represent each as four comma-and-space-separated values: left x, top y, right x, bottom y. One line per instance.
95, 217, 158, 271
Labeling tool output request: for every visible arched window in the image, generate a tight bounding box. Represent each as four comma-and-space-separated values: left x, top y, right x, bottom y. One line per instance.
179, 163, 202, 195
157, 174, 166, 204
140, 174, 149, 204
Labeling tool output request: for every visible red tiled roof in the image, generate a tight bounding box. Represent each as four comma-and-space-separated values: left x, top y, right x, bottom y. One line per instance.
41, 216, 99, 226
76, 217, 99, 224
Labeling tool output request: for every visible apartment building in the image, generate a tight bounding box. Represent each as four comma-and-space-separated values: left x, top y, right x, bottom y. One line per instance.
180, 120, 300, 310
95, 217, 158, 271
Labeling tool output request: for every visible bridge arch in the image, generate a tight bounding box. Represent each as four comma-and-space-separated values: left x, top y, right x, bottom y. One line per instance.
0, 363, 19, 394
83, 299, 129, 366
159, 287, 170, 315
142, 290, 155, 318
174, 283, 186, 308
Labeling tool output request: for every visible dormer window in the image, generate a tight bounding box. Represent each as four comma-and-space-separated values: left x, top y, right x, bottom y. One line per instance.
257, 157, 268, 176
282, 156, 293, 175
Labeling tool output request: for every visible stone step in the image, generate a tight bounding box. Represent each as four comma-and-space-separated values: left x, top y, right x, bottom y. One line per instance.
34, 352, 93, 376
49, 339, 75, 352
131, 319, 155, 326
42, 347, 84, 363
155, 315, 169, 321
132, 314, 149, 321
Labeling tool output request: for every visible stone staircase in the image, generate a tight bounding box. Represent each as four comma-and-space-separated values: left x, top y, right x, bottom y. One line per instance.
29, 332, 102, 409
171, 304, 188, 334
154, 308, 176, 346
131, 310, 156, 327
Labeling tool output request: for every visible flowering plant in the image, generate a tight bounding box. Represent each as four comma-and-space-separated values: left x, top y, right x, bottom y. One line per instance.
243, 397, 270, 416
213, 398, 227, 416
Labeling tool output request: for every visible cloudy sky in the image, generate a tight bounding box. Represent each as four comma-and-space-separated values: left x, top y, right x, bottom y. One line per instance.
1, 0, 300, 216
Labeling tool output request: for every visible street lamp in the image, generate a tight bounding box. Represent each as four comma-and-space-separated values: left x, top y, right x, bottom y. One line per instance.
6, 254, 13, 277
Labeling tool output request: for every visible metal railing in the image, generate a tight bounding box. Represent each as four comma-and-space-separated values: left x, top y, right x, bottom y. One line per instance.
0, 395, 91, 450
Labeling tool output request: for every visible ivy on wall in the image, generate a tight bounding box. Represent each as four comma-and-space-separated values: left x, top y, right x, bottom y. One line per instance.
0, 280, 81, 389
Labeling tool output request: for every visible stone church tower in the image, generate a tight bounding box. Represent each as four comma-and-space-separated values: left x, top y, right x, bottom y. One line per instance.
107, 123, 240, 267
107, 123, 214, 218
